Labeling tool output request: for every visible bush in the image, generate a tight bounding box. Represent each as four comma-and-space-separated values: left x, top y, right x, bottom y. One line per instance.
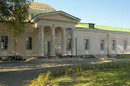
28, 71, 51, 86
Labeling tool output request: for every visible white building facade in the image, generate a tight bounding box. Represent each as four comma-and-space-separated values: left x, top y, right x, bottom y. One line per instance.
75, 27, 130, 56
0, 2, 130, 58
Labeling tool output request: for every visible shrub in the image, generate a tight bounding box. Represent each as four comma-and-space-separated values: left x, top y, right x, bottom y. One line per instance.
28, 71, 51, 86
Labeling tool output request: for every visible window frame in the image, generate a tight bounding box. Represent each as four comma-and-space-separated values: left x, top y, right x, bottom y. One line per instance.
111, 40, 116, 51
26, 37, 32, 50
123, 40, 127, 51
1, 36, 8, 50
67, 38, 71, 50
84, 39, 89, 50
100, 39, 105, 50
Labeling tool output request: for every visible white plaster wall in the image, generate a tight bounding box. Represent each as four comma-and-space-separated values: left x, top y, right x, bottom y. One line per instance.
75, 28, 130, 55
109, 33, 130, 54
0, 23, 37, 57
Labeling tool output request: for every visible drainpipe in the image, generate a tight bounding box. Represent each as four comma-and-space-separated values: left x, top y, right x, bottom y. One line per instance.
107, 31, 110, 56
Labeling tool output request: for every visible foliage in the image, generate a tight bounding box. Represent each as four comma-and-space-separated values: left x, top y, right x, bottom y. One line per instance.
0, 0, 33, 55
0, 0, 33, 37
28, 71, 51, 86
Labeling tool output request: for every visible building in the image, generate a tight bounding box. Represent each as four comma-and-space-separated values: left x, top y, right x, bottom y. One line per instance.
0, 2, 130, 58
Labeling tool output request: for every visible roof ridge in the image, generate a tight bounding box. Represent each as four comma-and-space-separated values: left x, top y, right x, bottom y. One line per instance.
79, 22, 130, 29
76, 23, 130, 32
96, 25, 130, 29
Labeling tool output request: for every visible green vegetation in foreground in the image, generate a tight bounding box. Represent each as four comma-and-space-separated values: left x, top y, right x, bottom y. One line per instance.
52, 68, 130, 86
112, 55, 130, 59
97, 55, 130, 60
28, 62, 130, 86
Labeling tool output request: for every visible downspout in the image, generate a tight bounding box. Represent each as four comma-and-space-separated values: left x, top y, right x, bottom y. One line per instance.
107, 31, 110, 56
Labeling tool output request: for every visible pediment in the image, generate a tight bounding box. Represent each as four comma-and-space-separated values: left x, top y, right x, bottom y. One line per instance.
35, 11, 80, 23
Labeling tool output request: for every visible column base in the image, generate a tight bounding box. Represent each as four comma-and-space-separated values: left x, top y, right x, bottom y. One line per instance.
61, 54, 67, 56
37, 56, 46, 59
48, 56, 57, 58
68, 55, 77, 58
60, 56, 68, 58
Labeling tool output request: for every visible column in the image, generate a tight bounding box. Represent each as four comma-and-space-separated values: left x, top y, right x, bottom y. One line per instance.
71, 28, 76, 56
39, 26, 44, 56
61, 27, 67, 56
50, 26, 56, 56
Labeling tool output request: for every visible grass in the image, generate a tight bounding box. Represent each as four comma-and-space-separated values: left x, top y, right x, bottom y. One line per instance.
51, 62, 130, 86
28, 61, 130, 86
112, 55, 130, 59
52, 67, 130, 86
98, 55, 130, 60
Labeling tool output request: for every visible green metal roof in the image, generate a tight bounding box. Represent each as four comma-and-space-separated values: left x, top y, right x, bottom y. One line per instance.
76, 23, 130, 33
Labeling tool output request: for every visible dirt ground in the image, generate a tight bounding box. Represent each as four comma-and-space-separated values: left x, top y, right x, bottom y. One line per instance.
0, 58, 130, 86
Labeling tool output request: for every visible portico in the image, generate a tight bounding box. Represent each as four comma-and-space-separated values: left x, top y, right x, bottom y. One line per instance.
37, 26, 77, 57
32, 11, 80, 57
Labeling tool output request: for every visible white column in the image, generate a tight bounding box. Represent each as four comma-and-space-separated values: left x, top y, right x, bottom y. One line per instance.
39, 26, 44, 56
71, 28, 76, 56
50, 26, 56, 56
61, 27, 67, 56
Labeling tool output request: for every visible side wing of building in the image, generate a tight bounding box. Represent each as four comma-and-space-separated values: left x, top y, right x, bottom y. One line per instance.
75, 27, 130, 56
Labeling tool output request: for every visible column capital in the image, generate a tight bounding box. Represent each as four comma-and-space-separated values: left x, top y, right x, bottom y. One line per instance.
39, 25, 45, 29
71, 28, 76, 30
61, 27, 68, 30
49, 24, 56, 29
35, 23, 45, 29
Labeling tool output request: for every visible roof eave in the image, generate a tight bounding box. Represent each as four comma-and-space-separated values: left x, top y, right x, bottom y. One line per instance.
31, 11, 81, 23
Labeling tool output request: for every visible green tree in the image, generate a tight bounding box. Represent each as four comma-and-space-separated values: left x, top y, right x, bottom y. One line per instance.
0, 0, 33, 55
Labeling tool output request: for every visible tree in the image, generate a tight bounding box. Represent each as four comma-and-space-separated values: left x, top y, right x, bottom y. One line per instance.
0, 0, 33, 55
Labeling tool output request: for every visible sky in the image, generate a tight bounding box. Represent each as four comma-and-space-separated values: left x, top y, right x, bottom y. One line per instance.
35, 0, 130, 28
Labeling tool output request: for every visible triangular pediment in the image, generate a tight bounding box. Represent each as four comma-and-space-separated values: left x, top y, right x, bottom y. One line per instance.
35, 11, 81, 23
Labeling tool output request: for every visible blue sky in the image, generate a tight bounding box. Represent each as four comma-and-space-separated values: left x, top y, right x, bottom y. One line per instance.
35, 0, 130, 28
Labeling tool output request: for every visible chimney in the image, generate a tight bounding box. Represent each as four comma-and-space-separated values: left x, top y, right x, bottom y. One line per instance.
88, 23, 95, 29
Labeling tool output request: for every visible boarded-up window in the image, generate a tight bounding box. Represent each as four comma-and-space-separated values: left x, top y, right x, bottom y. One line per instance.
112, 40, 116, 50
1, 36, 8, 50
100, 40, 105, 50
26, 37, 32, 50
85, 39, 89, 50
123, 40, 127, 51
